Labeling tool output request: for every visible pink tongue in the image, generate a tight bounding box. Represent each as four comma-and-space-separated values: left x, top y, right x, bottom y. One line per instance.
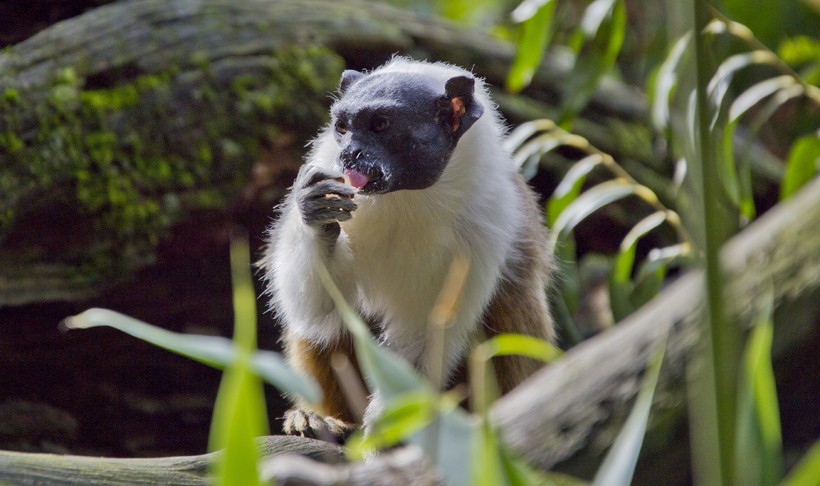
345, 169, 370, 190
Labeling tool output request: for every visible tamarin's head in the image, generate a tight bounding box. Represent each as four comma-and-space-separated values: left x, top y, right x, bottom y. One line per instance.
329, 67, 484, 194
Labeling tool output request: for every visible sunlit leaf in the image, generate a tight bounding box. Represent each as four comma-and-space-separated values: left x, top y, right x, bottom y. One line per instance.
560, 0, 626, 126
735, 299, 782, 486
708, 51, 779, 126
592, 334, 666, 486
550, 179, 646, 247
513, 131, 588, 176
781, 440, 820, 486
729, 75, 800, 122
631, 244, 690, 310
609, 211, 668, 322
650, 32, 692, 131
507, 0, 557, 93
210, 238, 268, 486
504, 118, 557, 154
510, 0, 552, 23
548, 154, 604, 226
723, 84, 803, 221
780, 133, 820, 200
579, 0, 619, 38
210, 361, 267, 486
346, 390, 438, 459
478, 333, 563, 363
472, 425, 506, 486
62, 308, 320, 403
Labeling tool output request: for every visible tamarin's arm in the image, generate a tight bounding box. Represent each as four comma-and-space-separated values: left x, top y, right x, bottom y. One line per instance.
266, 164, 358, 347
263, 164, 362, 437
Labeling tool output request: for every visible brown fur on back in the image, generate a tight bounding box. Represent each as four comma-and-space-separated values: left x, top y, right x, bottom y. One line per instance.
481, 175, 555, 394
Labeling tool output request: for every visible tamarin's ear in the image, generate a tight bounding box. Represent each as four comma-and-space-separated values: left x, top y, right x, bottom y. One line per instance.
437, 75, 484, 140
339, 70, 365, 94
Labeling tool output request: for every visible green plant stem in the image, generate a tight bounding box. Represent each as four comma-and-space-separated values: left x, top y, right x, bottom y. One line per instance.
692, 1, 742, 485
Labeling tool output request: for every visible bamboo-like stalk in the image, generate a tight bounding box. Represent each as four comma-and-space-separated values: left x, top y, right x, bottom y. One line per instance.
689, 1, 742, 485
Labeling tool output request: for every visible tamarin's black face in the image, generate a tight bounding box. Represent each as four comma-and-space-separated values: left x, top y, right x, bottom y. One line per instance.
330, 69, 484, 194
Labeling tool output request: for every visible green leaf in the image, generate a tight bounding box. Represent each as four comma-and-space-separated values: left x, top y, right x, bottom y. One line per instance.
478, 333, 563, 363
630, 243, 689, 310
62, 308, 321, 403
609, 211, 668, 322
514, 132, 566, 179
547, 154, 604, 226
781, 440, 820, 486
210, 238, 269, 486
559, 0, 626, 126
780, 133, 820, 200
708, 51, 779, 120
346, 390, 438, 459
592, 334, 666, 486
507, 0, 557, 93
504, 119, 557, 154
729, 75, 800, 123
210, 361, 267, 486
735, 299, 782, 486
472, 425, 506, 486
550, 179, 643, 248
650, 32, 692, 132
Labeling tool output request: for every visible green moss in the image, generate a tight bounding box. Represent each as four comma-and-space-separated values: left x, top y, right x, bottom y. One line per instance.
2, 45, 344, 274
0, 132, 24, 153
2, 88, 19, 104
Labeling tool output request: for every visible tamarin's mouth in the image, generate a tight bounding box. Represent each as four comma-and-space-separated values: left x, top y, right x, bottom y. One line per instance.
343, 168, 370, 190
342, 166, 386, 194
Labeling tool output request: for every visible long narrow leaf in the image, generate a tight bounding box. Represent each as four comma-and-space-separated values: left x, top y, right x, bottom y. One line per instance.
504, 118, 556, 154
780, 133, 820, 201
560, 0, 626, 125
210, 238, 268, 486
579, 0, 619, 38
609, 211, 668, 322
592, 334, 667, 486
550, 179, 647, 247
478, 333, 563, 363
708, 51, 779, 122
651, 32, 692, 131
346, 390, 438, 459
548, 154, 604, 226
735, 300, 782, 486
314, 260, 425, 399
781, 441, 820, 486
507, 0, 557, 93
729, 76, 800, 123
62, 308, 321, 403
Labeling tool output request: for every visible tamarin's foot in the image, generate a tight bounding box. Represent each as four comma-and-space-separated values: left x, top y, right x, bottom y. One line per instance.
282, 408, 355, 443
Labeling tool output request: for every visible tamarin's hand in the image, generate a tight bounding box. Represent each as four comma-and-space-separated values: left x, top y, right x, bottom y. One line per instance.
294, 164, 357, 240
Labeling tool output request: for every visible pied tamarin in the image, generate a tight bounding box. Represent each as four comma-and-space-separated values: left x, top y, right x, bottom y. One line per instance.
261, 57, 554, 438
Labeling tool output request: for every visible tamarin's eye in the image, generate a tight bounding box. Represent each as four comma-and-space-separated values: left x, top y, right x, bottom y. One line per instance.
370, 116, 390, 133
335, 120, 348, 135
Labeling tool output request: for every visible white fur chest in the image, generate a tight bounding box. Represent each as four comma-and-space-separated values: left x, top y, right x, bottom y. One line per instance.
341, 193, 460, 338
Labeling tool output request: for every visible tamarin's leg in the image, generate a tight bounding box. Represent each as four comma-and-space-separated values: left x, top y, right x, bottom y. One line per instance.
283, 334, 358, 438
